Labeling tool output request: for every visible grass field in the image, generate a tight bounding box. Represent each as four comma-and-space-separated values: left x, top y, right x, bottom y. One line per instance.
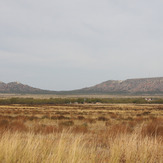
1, 93, 163, 99
0, 103, 162, 162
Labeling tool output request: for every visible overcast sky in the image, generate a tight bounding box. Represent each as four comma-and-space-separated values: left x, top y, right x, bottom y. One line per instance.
0, 0, 163, 90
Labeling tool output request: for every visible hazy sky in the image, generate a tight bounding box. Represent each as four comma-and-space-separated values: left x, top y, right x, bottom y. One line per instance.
0, 0, 163, 90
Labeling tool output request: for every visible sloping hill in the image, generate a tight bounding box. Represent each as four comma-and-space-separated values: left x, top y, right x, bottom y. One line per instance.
1, 77, 163, 95
71, 77, 163, 95
0, 82, 55, 94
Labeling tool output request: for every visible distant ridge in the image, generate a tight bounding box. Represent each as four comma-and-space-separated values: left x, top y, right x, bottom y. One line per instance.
0, 81, 55, 94
66, 77, 163, 95
1, 77, 163, 95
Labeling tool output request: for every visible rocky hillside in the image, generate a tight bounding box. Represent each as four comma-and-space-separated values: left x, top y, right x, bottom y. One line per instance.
1, 77, 163, 95
0, 82, 54, 94
73, 77, 163, 95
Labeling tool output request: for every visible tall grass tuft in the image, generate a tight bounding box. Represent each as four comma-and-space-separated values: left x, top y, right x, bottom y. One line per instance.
0, 129, 162, 163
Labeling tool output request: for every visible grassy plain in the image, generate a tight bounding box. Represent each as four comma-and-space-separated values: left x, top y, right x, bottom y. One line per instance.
0, 102, 162, 162
1, 93, 163, 99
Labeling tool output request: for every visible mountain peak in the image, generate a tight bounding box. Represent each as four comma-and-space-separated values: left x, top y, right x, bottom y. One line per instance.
8, 81, 22, 85
0, 81, 53, 94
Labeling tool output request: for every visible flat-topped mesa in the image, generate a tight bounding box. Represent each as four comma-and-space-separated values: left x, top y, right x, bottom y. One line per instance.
125, 77, 163, 81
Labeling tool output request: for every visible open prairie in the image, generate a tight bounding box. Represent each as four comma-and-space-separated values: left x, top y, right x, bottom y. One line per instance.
1, 93, 163, 99
0, 103, 162, 162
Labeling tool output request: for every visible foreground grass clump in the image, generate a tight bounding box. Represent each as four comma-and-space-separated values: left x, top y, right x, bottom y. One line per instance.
0, 129, 162, 163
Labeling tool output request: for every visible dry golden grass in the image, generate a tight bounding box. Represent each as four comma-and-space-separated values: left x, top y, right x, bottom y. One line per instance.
0, 129, 162, 163
0, 103, 162, 162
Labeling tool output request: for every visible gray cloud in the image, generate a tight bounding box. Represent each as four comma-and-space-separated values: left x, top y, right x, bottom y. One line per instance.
0, 0, 163, 90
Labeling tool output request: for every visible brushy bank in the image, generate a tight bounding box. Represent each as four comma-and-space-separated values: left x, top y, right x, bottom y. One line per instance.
1, 97, 163, 105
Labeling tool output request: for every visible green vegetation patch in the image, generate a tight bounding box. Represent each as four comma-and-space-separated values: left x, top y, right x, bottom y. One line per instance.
0, 97, 163, 105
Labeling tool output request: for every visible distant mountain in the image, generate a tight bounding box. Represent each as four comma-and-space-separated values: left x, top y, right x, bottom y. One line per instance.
1, 77, 163, 95
68, 77, 163, 95
0, 82, 55, 94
